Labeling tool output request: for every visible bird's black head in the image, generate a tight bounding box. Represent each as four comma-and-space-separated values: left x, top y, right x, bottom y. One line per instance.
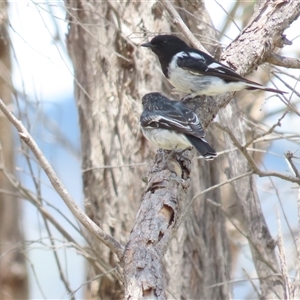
141, 35, 189, 58
141, 92, 169, 109
142, 92, 166, 105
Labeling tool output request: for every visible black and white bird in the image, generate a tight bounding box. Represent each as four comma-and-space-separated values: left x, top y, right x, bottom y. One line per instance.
142, 35, 286, 96
140, 92, 217, 160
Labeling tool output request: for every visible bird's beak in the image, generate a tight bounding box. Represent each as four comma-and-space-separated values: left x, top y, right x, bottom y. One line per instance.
141, 42, 153, 48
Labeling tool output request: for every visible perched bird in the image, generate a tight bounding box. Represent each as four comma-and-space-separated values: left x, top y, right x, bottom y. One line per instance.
142, 35, 286, 96
140, 92, 217, 160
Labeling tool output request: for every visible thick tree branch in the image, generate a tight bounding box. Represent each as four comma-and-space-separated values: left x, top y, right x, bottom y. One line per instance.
222, 1, 300, 75
123, 149, 192, 299
0, 99, 124, 260
266, 52, 300, 69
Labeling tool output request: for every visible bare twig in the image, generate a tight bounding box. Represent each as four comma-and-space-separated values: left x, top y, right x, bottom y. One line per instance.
244, 110, 289, 148
44, 216, 75, 298
160, 0, 208, 53
292, 188, 300, 298
273, 67, 300, 81
215, 1, 241, 37
206, 198, 279, 274
180, 171, 253, 224
276, 208, 290, 299
285, 151, 300, 179
0, 146, 80, 246
272, 73, 300, 99
267, 173, 296, 245
0, 98, 124, 259
215, 122, 300, 185
70, 267, 117, 297
82, 162, 147, 172
24, 253, 47, 299
242, 268, 261, 298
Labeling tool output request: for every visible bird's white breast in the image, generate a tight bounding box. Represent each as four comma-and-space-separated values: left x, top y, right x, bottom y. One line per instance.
168, 52, 248, 95
142, 127, 191, 150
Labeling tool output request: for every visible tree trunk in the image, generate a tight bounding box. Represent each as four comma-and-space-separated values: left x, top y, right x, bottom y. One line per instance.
66, 2, 169, 298
0, 1, 28, 299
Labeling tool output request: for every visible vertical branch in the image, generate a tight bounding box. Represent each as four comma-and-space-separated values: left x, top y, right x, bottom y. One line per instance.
123, 150, 192, 299
292, 188, 300, 298
0, 1, 28, 298
218, 100, 284, 298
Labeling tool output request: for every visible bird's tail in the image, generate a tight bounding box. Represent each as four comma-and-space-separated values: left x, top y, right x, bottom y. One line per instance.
245, 81, 287, 95
186, 135, 217, 160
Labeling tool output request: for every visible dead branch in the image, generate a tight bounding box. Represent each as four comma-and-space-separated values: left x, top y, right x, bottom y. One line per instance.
285, 151, 300, 178
160, 0, 208, 53
123, 149, 192, 299
0, 98, 124, 259
215, 122, 300, 185
267, 53, 300, 69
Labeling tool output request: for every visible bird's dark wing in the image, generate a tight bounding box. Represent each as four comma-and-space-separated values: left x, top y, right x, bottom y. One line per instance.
140, 105, 205, 138
185, 135, 217, 160
172, 101, 205, 138
177, 51, 257, 84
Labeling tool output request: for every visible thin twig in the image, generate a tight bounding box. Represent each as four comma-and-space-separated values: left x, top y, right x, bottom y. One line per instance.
24, 253, 47, 299
244, 110, 289, 148
44, 216, 75, 298
293, 188, 300, 298
160, 0, 208, 53
179, 171, 253, 226
0, 162, 80, 246
267, 173, 296, 245
273, 67, 300, 81
273, 73, 300, 99
215, 122, 300, 185
70, 267, 117, 297
285, 151, 300, 179
215, 0, 241, 36
242, 268, 261, 298
276, 208, 290, 299
0, 98, 124, 259
82, 162, 147, 172
206, 198, 280, 274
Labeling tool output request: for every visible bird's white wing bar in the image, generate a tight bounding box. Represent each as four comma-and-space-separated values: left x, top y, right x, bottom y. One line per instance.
207, 62, 226, 73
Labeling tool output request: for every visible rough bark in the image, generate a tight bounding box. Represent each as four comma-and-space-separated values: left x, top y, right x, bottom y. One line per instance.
122, 149, 192, 299
66, 1, 170, 298
0, 1, 28, 299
